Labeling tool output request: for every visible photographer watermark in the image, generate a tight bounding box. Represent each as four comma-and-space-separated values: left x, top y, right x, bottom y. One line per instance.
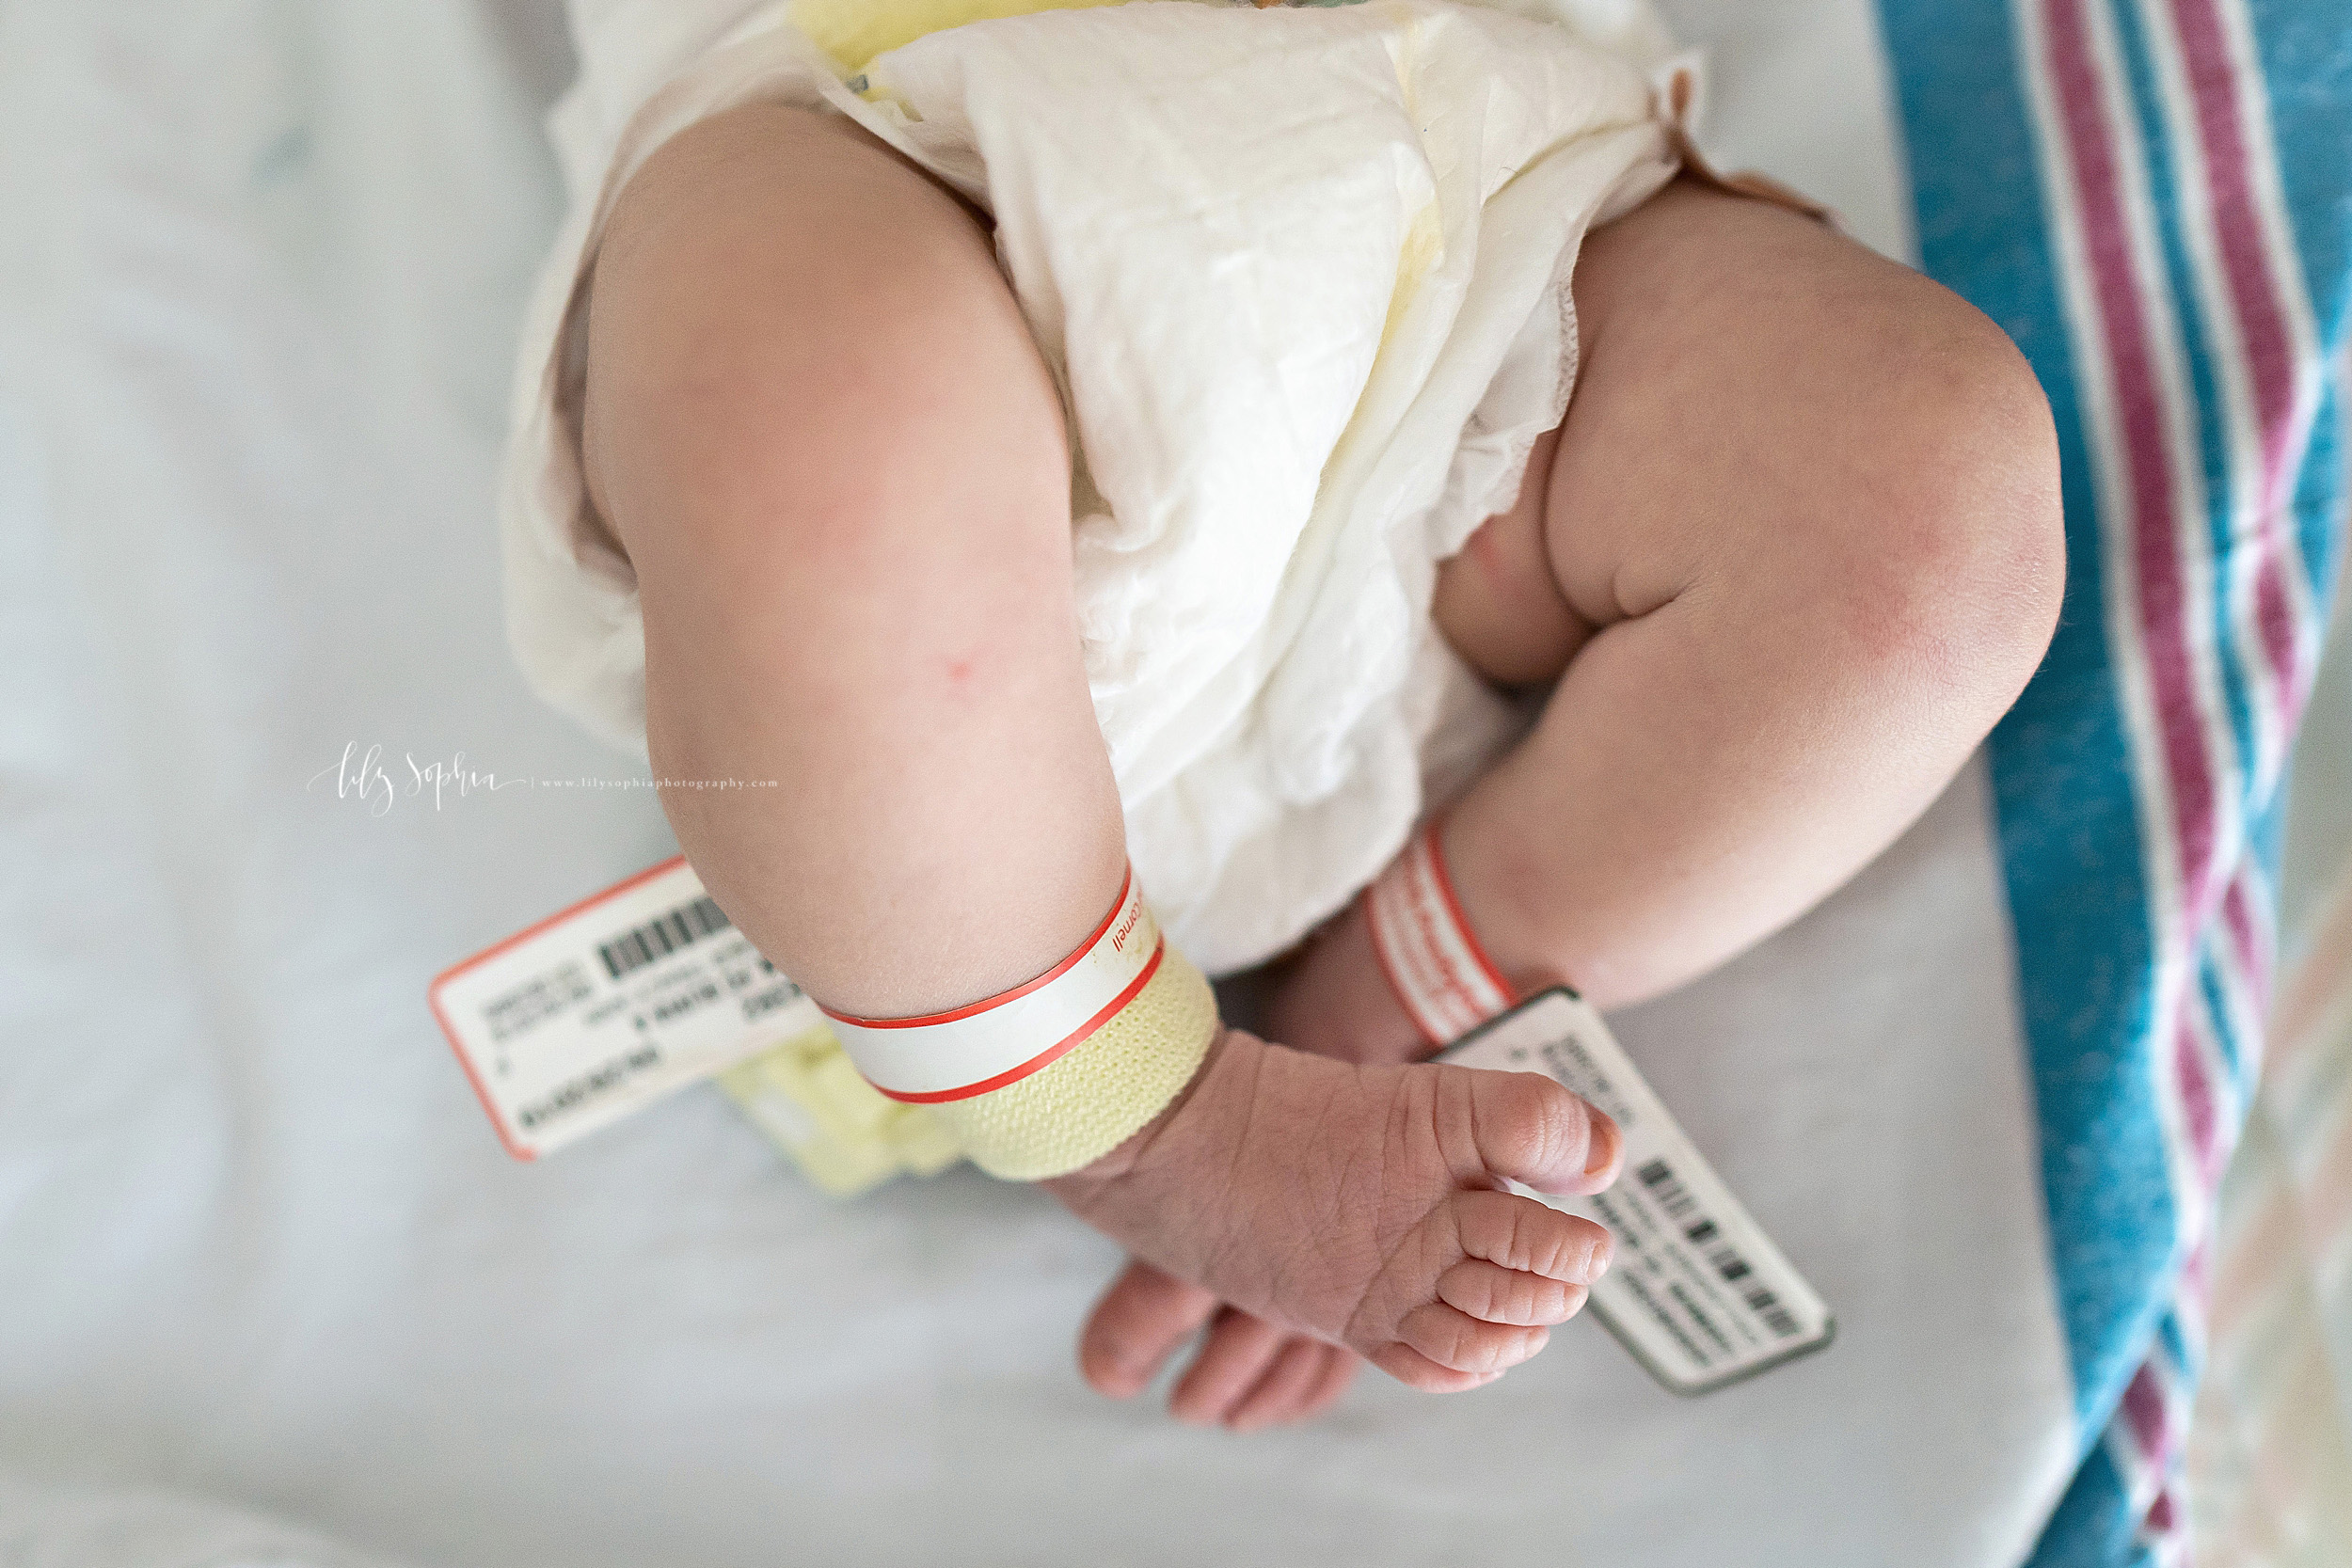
308, 742, 777, 816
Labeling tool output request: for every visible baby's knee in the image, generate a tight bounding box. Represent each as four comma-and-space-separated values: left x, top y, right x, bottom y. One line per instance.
1836, 298, 2066, 703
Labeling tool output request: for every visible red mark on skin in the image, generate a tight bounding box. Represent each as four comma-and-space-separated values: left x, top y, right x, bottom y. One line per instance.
945, 655, 977, 687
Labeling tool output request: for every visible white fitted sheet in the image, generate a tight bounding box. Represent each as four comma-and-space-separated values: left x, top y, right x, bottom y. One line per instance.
0, 2, 2118, 1563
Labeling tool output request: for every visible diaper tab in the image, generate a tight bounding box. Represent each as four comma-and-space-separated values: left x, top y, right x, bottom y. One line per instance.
1362, 817, 1518, 1047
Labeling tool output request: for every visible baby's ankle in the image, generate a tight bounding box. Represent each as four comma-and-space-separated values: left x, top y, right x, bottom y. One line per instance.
1264, 902, 1429, 1066
1045, 1022, 1247, 1202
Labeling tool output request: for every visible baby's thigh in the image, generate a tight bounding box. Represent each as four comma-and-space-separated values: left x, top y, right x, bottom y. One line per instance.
581, 103, 1071, 582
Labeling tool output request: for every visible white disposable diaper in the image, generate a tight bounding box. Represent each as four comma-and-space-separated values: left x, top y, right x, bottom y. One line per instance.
504, 0, 1692, 974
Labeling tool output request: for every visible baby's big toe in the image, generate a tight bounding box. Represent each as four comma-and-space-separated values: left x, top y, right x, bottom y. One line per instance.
1458, 1068, 1622, 1196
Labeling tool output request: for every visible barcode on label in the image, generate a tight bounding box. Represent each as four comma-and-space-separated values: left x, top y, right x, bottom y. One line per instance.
598, 895, 731, 981
1639, 1158, 1803, 1340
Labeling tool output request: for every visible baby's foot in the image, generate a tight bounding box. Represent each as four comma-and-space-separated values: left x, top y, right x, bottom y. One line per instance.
1079, 1259, 1359, 1430
1049, 1028, 1621, 1390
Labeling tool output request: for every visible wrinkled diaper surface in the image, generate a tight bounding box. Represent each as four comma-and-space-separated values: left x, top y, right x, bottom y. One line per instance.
503, 0, 1692, 974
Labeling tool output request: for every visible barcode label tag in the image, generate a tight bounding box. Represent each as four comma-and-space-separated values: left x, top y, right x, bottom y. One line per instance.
430, 858, 823, 1160
1438, 988, 1835, 1395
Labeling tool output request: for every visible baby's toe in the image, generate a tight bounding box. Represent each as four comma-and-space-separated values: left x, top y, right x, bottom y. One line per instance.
1460, 1068, 1622, 1196
1345, 1192, 1609, 1381
1168, 1308, 1288, 1425
1294, 1344, 1360, 1422
1438, 1258, 1590, 1327
1079, 1259, 1219, 1399
1397, 1301, 1550, 1376
1223, 1338, 1340, 1433
1450, 1188, 1614, 1284
1368, 1341, 1510, 1393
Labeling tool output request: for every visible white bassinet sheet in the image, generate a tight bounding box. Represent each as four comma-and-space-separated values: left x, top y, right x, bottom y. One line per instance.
0, 1, 2126, 1564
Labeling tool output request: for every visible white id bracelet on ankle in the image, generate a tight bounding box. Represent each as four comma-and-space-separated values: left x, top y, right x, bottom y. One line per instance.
819, 865, 1162, 1103
1362, 817, 1517, 1047
817, 864, 1218, 1180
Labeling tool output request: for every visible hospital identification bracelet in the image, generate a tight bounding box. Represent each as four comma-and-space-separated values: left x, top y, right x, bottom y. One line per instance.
818, 865, 1164, 1103
1363, 818, 1517, 1047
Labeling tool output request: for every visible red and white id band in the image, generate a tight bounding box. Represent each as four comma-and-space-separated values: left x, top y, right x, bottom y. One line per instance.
818, 864, 1165, 1103
1363, 818, 1516, 1047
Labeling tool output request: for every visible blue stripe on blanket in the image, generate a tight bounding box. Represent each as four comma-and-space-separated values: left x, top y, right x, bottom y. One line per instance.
2257, 0, 2352, 611
2028, 1444, 2155, 1568
1875, 0, 2173, 1443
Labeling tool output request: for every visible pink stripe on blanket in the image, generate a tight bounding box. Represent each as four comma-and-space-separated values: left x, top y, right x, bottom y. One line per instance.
2167, 0, 2308, 709
2221, 872, 2267, 1000
2043, 0, 2226, 945
2122, 1361, 2176, 1469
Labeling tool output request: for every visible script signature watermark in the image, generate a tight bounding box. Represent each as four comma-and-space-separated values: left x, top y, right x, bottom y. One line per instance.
307, 742, 776, 817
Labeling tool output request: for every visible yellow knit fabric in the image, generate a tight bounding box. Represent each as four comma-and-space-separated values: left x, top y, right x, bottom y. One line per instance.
930, 943, 1218, 1180
719, 1023, 963, 1198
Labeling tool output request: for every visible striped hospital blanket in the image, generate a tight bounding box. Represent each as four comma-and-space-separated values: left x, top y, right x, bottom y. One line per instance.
1876, 0, 2349, 1559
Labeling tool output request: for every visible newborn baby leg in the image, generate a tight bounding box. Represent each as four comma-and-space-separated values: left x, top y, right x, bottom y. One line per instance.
585, 103, 1129, 1020
584, 103, 1619, 1397
1273, 176, 2068, 1063
1093, 178, 2065, 1390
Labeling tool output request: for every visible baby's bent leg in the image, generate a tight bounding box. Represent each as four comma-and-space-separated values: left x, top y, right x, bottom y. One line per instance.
1280, 179, 2065, 1056
1457, 182, 2064, 1006
583, 104, 1125, 1014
